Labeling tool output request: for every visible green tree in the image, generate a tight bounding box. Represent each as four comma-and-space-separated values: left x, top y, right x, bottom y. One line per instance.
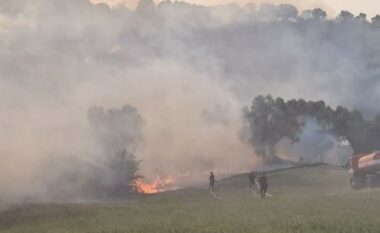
242, 95, 380, 164
242, 95, 304, 164
105, 149, 141, 197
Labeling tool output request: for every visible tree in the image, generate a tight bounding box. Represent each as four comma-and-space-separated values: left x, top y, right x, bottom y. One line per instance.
277, 4, 298, 21
300, 8, 326, 21
242, 95, 380, 165
87, 105, 144, 154
40, 149, 141, 199
371, 15, 380, 25
300, 10, 313, 20
86, 105, 144, 197
312, 8, 327, 21
104, 149, 141, 197
337, 10, 354, 21
242, 95, 304, 164
355, 13, 367, 22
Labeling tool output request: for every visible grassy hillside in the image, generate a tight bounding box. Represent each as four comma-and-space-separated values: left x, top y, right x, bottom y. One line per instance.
2, 166, 380, 233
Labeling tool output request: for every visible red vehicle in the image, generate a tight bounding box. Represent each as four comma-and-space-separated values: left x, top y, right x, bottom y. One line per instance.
349, 151, 380, 189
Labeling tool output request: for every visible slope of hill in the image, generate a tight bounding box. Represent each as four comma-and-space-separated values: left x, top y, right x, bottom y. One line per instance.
2, 165, 380, 233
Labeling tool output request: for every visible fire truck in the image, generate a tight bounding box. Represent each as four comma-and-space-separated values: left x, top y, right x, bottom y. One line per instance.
349, 151, 380, 189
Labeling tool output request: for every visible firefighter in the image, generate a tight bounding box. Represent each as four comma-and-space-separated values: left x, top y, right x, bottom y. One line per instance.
248, 171, 256, 188
258, 172, 268, 198
209, 171, 215, 192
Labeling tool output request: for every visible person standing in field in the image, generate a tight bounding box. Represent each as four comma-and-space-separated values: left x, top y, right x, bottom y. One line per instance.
209, 171, 215, 192
248, 171, 256, 188
258, 172, 268, 198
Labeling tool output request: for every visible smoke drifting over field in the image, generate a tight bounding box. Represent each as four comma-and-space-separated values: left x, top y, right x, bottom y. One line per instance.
1, 0, 380, 203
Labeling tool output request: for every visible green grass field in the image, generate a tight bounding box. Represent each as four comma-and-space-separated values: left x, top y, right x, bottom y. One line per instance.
2, 166, 380, 233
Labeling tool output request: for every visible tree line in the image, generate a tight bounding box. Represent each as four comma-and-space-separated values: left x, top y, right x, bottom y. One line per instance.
242, 95, 380, 163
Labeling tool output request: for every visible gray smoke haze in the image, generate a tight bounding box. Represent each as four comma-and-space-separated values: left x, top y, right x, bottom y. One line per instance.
1, 0, 380, 204
88, 105, 144, 153
277, 119, 352, 165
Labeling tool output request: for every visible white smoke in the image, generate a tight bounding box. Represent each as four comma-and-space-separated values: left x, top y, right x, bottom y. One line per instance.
277, 119, 353, 165
0, 0, 379, 203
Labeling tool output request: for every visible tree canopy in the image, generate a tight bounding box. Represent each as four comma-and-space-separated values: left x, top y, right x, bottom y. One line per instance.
242, 95, 380, 163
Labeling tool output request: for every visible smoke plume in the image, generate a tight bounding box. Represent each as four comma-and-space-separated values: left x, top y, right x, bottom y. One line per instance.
1, 0, 380, 204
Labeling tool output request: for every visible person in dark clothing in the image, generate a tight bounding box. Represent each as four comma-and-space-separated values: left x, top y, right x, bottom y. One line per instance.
209, 171, 215, 192
248, 171, 256, 188
258, 172, 268, 198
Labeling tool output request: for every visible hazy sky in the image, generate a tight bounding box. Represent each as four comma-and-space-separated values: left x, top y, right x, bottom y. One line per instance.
91, 0, 380, 17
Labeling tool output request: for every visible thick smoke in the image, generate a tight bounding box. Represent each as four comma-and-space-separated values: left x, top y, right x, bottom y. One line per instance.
1, 0, 380, 204
241, 95, 367, 164
33, 105, 144, 201
88, 105, 144, 153
277, 119, 352, 165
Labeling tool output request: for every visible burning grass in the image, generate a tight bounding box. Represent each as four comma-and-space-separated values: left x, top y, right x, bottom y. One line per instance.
131, 177, 176, 194
2, 166, 380, 233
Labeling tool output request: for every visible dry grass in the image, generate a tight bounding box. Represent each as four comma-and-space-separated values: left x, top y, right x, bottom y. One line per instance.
2, 166, 380, 233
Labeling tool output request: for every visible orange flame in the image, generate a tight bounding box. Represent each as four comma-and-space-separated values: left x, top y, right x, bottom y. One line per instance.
133, 177, 175, 194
